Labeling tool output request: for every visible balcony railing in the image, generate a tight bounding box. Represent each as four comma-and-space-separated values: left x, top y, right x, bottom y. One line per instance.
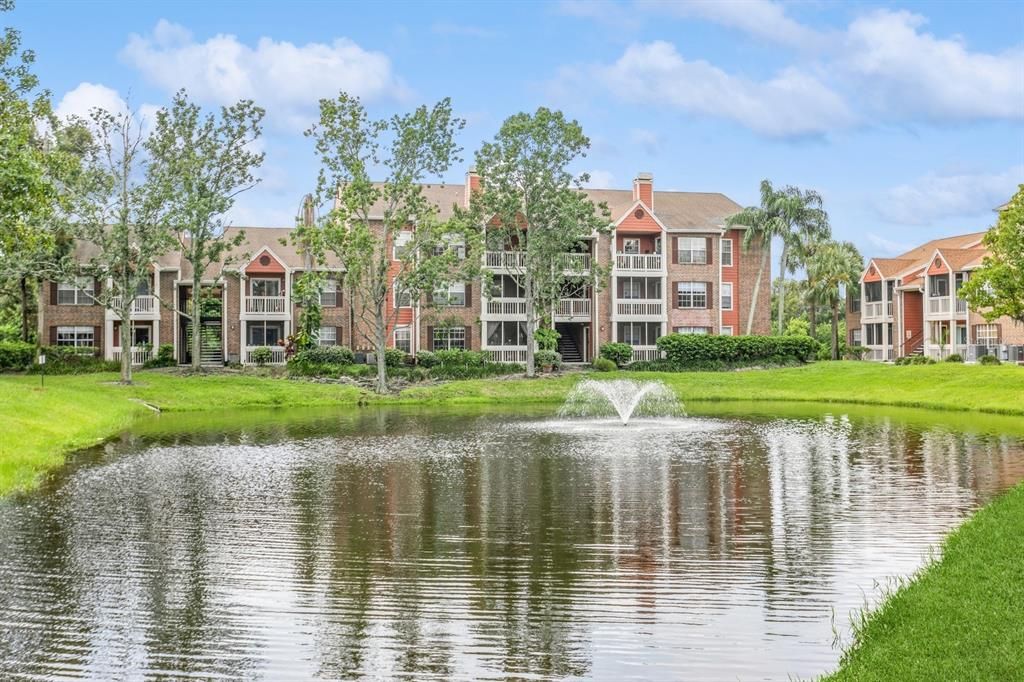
956, 298, 967, 314
925, 343, 968, 361
486, 298, 527, 316
556, 252, 591, 273
556, 298, 591, 320
109, 295, 158, 316
112, 346, 153, 366
615, 253, 662, 271
865, 347, 893, 362
630, 345, 663, 363
927, 297, 950, 315
864, 301, 885, 318
486, 346, 529, 364
244, 345, 286, 365
245, 295, 288, 315
616, 299, 664, 317
484, 251, 527, 269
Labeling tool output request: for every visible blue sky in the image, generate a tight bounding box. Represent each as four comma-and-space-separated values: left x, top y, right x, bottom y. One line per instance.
11, 0, 1024, 261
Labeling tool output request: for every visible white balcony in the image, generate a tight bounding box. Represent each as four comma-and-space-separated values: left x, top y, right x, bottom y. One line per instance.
956, 298, 967, 315
925, 343, 968, 361
484, 251, 527, 270
630, 345, 663, 363
927, 297, 950, 315
863, 301, 887, 318
485, 297, 528, 317
557, 252, 591, 273
244, 345, 286, 365
245, 295, 288, 316
864, 346, 893, 362
615, 253, 662, 271
107, 295, 159, 319
112, 346, 153, 366
616, 299, 664, 318
486, 346, 529, 364
555, 298, 591, 321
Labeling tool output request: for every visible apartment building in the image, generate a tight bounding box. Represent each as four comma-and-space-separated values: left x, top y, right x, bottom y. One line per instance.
39, 171, 770, 366
847, 229, 1024, 362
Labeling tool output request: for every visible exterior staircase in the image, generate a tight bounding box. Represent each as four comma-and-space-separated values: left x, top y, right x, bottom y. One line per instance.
556, 324, 584, 364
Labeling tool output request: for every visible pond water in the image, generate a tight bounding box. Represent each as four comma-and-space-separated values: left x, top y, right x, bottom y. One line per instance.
1, 403, 1022, 681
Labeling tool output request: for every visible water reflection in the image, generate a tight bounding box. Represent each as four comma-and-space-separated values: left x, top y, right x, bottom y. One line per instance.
0, 406, 1021, 680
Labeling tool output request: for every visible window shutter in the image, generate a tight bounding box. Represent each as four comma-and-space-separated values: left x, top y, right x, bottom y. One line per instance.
706, 237, 713, 265
92, 279, 101, 304
426, 291, 433, 304
673, 282, 680, 308
427, 326, 434, 351
464, 282, 472, 308
464, 326, 472, 349
706, 281, 713, 309
93, 325, 102, 353
335, 327, 342, 345
50, 282, 58, 305
49, 326, 57, 345
672, 237, 679, 265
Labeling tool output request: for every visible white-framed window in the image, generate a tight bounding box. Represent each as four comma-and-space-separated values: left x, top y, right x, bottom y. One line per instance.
57, 277, 94, 305
618, 322, 661, 346
654, 237, 662, 255
319, 277, 338, 307
622, 238, 640, 255
393, 230, 414, 260
487, 321, 526, 347
56, 326, 94, 347
317, 326, 337, 346
394, 326, 411, 353
433, 233, 466, 259
395, 286, 412, 308
433, 282, 466, 307
250, 278, 281, 297
721, 282, 733, 310
673, 326, 709, 335
432, 326, 466, 350
132, 325, 151, 346
851, 328, 862, 346
720, 326, 733, 336
676, 237, 707, 265
619, 277, 659, 299
676, 282, 707, 309
721, 239, 733, 267
974, 324, 999, 345
247, 321, 284, 346
135, 277, 152, 296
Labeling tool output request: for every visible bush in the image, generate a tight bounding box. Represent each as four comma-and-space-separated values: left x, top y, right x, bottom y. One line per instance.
27, 346, 118, 374
434, 349, 489, 366
593, 357, 616, 372
250, 346, 273, 366
430, 362, 522, 380
143, 343, 176, 369
0, 340, 35, 370
980, 354, 1001, 365
292, 345, 354, 366
600, 342, 634, 368
384, 347, 408, 368
845, 345, 867, 360
415, 350, 438, 368
899, 355, 935, 365
944, 353, 964, 363
535, 327, 560, 352
534, 350, 561, 370
655, 334, 819, 367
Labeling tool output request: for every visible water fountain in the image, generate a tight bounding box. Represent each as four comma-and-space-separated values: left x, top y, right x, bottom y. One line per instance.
557, 379, 684, 425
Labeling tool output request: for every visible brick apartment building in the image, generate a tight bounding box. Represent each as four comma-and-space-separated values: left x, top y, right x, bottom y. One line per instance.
846, 226, 1024, 363
39, 171, 771, 366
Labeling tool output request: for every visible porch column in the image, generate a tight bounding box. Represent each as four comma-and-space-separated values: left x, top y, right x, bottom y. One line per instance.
153, 319, 160, 349
105, 318, 115, 361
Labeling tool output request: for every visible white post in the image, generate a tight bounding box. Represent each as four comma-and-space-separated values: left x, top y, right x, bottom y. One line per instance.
105, 318, 115, 361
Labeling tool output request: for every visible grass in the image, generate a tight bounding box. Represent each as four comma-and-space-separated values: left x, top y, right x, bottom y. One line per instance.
822, 483, 1024, 681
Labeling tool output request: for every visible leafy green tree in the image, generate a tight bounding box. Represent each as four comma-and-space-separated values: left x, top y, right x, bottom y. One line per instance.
301, 93, 480, 393
472, 108, 610, 376
806, 240, 862, 360
960, 185, 1024, 325
146, 90, 265, 370
727, 179, 830, 335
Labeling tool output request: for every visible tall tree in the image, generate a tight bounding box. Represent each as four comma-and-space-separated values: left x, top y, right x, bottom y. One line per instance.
960, 185, 1024, 325
807, 240, 862, 360
472, 108, 610, 376
302, 93, 479, 393
727, 179, 830, 335
146, 90, 265, 370
63, 106, 173, 383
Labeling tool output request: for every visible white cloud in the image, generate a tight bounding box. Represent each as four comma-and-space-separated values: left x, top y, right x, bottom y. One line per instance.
866, 233, 915, 256
430, 22, 495, 38
120, 20, 408, 131
639, 0, 827, 50
55, 82, 129, 120
583, 169, 615, 188
628, 128, 660, 154
597, 41, 852, 137
555, 0, 641, 30
877, 165, 1024, 226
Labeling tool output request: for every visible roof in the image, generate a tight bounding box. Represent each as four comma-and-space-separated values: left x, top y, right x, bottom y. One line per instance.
863, 230, 990, 281
936, 247, 988, 272
870, 258, 917, 278
891, 231, 986, 263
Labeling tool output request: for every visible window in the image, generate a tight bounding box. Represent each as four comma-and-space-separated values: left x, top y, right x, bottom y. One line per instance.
621, 278, 641, 300
654, 237, 662, 255
676, 237, 707, 265
720, 326, 733, 336
851, 328, 862, 346
57, 277, 94, 305
132, 326, 151, 347
974, 324, 999, 345
433, 282, 466, 307
619, 277, 660, 299
251, 278, 281, 297
721, 239, 733, 267
491, 275, 525, 299
721, 282, 733, 310
318, 327, 337, 346
433, 233, 466, 259
394, 326, 411, 353
247, 321, 284, 347
395, 286, 412, 308
432, 326, 466, 350
135, 278, 152, 296
56, 326, 94, 347
864, 281, 882, 303
673, 326, 709, 335
676, 282, 707, 309
618, 322, 661, 346
622, 238, 640, 255
955, 324, 967, 346
929, 274, 949, 297
320, 277, 338, 307
393, 230, 413, 259
848, 292, 861, 313
487, 321, 526, 347
865, 323, 883, 346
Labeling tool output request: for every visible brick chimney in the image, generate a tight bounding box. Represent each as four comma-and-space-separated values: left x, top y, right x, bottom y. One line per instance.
633, 172, 653, 209
465, 167, 481, 207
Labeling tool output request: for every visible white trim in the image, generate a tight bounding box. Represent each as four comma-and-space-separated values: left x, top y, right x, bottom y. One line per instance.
721, 282, 733, 311
720, 238, 733, 267
240, 245, 292, 274
612, 199, 669, 231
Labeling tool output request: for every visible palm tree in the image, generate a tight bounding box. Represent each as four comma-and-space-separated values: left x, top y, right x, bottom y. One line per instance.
807, 240, 863, 360
792, 231, 832, 333
727, 180, 830, 335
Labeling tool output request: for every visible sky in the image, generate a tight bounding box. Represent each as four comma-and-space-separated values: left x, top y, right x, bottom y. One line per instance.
10, 0, 1024, 262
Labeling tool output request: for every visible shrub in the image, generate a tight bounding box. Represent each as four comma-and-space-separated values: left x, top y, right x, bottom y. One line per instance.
944, 353, 964, 363
655, 334, 819, 367
593, 357, 616, 372
980, 354, 1001, 365
430, 363, 522, 380
27, 346, 118, 374
292, 345, 354, 366
384, 347, 408, 368
143, 343, 176, 369
845, 345, 867, 360
0, 341, 35, 370
535, 327, 560, 352
434, 349, 488, 366
415, 351, 438, 368
600, 342, 634, 368
534, 350, 561, 370
250, 346, 273, 366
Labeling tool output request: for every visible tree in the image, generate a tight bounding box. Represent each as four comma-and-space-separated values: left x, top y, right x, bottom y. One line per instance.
806, 240, 862, 360
302, 93, 479, 393
63, 106, 173, 383
960, 185, 1024, 325
472, 108, 610, 376
146, 90, 264, 370
727, 180, 830, 335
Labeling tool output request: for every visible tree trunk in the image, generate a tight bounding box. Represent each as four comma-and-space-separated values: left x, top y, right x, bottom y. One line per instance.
831, 301, 840, 361
808, 299, 817, 337
20, 277, 30, 343
745, 242, 770, 335
524, 274, 535, 377
776, 242, 788, 336
374, 307, 388, 394
121, 318, 133, 384
191, 277, 202, 371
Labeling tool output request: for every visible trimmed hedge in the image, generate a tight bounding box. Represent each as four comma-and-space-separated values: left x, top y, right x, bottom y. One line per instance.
384, 347, 408, 368
655, 334, 820, 367
0, 341, 35, 370
600, 342, 634, 368
979, 354, 1001, 365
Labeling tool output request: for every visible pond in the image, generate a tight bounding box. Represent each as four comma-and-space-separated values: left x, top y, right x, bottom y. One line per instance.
1, 402, 1022, 680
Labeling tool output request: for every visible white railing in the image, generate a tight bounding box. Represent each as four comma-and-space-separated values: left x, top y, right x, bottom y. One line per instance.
615, 253, 662, 271
244, 345, 286, 365
557, 252, 591, 272
486, 298, 528, 316
927, 297, 950, 315
112, 346, 153, 366
616, 299, 664, 317
109, 295, 158, 316
630, 345, 663, 363
484, 251, 527, 269
925, 344, 968, 361
864, 301, 884, 318
866, 347, 893, 362
956, 298, 967, 314
486, 346, 529, 364
245, 296, 288, 314
556, 298, 591, 319
887, 302, 893, 316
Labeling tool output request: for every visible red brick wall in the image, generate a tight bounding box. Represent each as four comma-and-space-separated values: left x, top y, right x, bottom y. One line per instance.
721, 230, 741, 333
37, 279, 105, 352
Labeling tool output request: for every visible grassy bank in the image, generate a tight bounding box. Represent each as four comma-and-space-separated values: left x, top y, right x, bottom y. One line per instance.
823, 483, 1024, 681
